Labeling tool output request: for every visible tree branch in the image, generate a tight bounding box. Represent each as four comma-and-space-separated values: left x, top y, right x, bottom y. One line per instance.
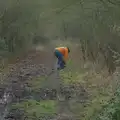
107, 0, 120, 5
56, 0, 84, 14
99, 0, 120, 6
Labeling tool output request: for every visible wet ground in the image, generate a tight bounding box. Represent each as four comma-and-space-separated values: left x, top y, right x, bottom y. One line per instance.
0, 46, 116, 120
0, 48, 88, 120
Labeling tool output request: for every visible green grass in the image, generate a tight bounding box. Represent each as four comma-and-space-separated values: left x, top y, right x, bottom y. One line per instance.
59, 59, 86, 85
11, 100, 57, 119
59, 65, 115, 120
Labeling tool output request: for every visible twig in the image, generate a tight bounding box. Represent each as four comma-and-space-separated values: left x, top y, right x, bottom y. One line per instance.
107, 0, 120, 6
56, 0, 84, 14
108, 46, 120, 57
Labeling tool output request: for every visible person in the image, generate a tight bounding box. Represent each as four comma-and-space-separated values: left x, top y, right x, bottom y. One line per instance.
54, 46, 70, 70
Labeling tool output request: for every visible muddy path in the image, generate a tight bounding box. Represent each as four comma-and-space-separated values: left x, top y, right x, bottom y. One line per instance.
0, 48, 88, 120
0, 49, 54, 119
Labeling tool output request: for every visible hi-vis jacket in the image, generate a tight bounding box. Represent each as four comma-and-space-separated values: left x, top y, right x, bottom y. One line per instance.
55, 47, 69, 61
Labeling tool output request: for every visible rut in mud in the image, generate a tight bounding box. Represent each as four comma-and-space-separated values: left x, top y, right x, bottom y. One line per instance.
0, 49, 88, 120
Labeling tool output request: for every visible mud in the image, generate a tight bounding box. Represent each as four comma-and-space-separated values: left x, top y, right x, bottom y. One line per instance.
0, 49, 88, 120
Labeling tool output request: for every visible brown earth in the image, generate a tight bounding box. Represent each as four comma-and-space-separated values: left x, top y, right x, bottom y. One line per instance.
0, 46, 86, 120
0, 46, 117, 120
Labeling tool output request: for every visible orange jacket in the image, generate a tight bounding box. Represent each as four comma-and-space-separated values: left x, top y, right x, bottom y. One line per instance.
55, 47, 69, 61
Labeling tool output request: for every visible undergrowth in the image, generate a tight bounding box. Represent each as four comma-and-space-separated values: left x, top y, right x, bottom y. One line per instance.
92, 86, 120, 120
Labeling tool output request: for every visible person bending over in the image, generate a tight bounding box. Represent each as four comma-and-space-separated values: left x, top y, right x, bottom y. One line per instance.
54, 47, 70, 70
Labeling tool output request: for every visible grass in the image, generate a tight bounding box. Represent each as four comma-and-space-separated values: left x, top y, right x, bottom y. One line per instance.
11, 100, 57, 119
58, 61, 115, 120
83, 95, 111, 120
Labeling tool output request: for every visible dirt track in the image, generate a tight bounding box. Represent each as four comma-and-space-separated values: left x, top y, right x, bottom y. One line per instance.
0, 48, 55, 119
0, 47, 88, 120
0, 45, 117, 120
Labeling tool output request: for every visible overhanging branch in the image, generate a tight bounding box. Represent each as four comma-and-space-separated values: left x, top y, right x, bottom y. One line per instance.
107, 0, 120, 5
56, 0, 84, 14
99, 0, 120, 6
